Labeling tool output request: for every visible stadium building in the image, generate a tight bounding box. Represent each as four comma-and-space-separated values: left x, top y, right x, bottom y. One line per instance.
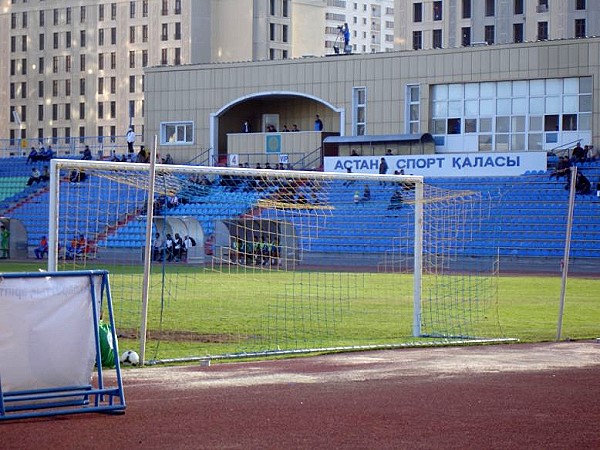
144, 36, 600, 170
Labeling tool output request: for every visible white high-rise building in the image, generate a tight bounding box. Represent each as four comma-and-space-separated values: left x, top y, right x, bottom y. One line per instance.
394, 0, 600, 51
325, 1, 395, 55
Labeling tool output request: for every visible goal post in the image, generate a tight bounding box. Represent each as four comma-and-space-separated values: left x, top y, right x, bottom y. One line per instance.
48, 159, 508, 363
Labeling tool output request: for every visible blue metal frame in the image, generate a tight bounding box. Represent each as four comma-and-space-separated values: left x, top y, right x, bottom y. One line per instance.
0, 270, 126, 421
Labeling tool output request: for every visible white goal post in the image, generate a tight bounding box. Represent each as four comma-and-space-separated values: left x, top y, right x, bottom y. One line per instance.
47, 158, 506, 364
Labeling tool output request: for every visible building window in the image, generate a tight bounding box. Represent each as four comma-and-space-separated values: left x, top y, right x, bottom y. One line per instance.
11, 13, 16, 30
38, 80, 44, 98
111, 3, 117, 20
52, 104, 58, 121
111, 52, 116, 69
270, 0, 276, 15
39, 33, 44, 51
80, 78, 85, 95
433, 29, 442, 48
406, 84, 420, 134
99, 4, 104, 21
485, 0, 495, 16
65, 79, 71, 96
413, 31, 422, 50
128, 101, 134, 119
130, 1, 136, 19
576, 0, 586, 10
538, 21, 548, 40
283, 0, 289, 17
175, 0, 181, 14
80, 103, 85, 120
161, 48, 168, 65
513, 23, 523, 43
142, 50, 148, 67
80, 30, 86, 47
352, 87, 367, 136
53, 32, 59, 49
98, 102, 104, 119
39, 57, 44, 74
22, 36, 27, 52
575, 19, 586, 38
174, 23, 181, 40
80, 6, 86, 23
174, 48, 181, 65
162, 23, 168, 41
65, 104, 71, 120
98, 53, 104, 70
53, 8, 59, 25
110, 77, 116, 94
433, 1, 442, 21
143, 0, 148, 17
39, 10, 44, 27
52, 80, 58, 97
130, 26, 135, 44
22, 11, 27, 28
514, 0, 524, 14
21, 58, 26, 75
129, 75, 135, 93
111, 27, 116, 45
110, 101, 116, 119
98, 77, 104, 95
52, 56, 58, 73
99, 29, 104, 46
162, 0, 168, 15
65, 55, 71, 72
282, 25, 288, 43
66, 7, 71, 24
160, 122, 194, 144
129, 51, 135, 68
413, 3, 422, 22
484, 25, 495, 44
269, 23, 275, 41
80, 54, 86, 71
462, 27, 471, 46
143, 25, 148, 42
38, 105, 44, 121
66, 31, 72, 48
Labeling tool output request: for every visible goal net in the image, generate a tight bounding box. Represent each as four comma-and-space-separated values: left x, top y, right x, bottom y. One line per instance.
48, 159, 509, 363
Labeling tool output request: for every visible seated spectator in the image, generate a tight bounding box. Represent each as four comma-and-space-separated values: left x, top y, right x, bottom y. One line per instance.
82, 145, 93, 160
26, 147, 39, 164
34, 236, 48, 259
351, 149, 359, 156
362, 184, 371, 202
291, 124, 300, 132
163, 153, 174, 164
282, 125, 290, 132
165, 234, 175, 261
387, 190, 403, 210
572, 142, 586, 163
39, 166, 50, 182
587, 145, 599, 162
27, 168, 41, 186
550, 157, 571, 180
65, 234, 87, 259
385, 149, 393, 156
40, 146, 53, 161
575, 172, 591, 195
136, 148, 149, 163
69, 169, 86, 183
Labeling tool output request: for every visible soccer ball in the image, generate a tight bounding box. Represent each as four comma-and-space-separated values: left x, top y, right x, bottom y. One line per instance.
120, 350, 140, 366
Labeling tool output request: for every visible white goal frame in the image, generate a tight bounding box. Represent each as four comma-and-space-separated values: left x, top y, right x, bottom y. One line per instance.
48, 158, 426, 362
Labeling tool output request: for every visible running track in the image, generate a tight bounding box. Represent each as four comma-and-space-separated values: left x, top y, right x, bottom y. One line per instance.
2, 341, 600, 449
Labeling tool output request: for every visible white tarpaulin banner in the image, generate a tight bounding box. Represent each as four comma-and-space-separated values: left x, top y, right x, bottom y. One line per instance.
324, 151, 548, 177
0, 274, 101, 393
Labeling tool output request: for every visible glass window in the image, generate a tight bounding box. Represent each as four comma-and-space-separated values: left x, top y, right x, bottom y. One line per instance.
448, 101, 462, 116
465, 119, 477, 133
512, 81, 527, 97
563, 95, 578, 113
511, 116, 525, 132
544, 115, 559, 131
529, 97, 544, 114
497, 99, 511, 115
432, 85, 448, 101
480, 82, 495, 98
447, 118, 461, 134
432, 119, 446, 134
479, 99, 495, 115
579, 95, 592, 112
495, 134, 509, 151
579, 114, 591, 131
496, 116, 510, 133
478, 135, 492, 151
464, 100, 478, 116
579, 77, 592, 93
512, 98, 527, 115
480, 118, 492, 133
563, 78, 579, 94
545, 97, 561, 114
464, 83, 479, 99
448, 84, 463, 100
161, 122, 194, 144
529, 79, 545, 96
511, 134, 525, 151
562, 114, 577, 131
432, 102, 448, 117
528, 134, 543, 151
545, 79, 562, 95
497, 82, 511, 98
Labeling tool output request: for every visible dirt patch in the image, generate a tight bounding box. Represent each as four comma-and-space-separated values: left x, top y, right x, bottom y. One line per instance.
117, 328, 250, 343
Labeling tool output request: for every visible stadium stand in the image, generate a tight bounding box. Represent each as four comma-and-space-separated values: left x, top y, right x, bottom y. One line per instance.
0, 156, 598, 260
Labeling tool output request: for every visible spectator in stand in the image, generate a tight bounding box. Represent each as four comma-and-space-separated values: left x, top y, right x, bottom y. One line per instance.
126, 127, 136, 153
241, 120, 252, 133
39, 165, 50, 182
550, 156, 571, 180
387, 190, 403, 211
34, 236, 48, 259
27, 167, 41, 186
362, 184, 371, 202
163, 153, 174, 164
575, 171, 591, 195
136, 147, 149, 163
282, 125, 290, 132
385, 149, 393, 156
572, 142, 586, 163
596, 181, 600, 198
40, 146, 53, 161
26, 147, 39, 164
82, 145, 93, 160
314, 114, 323, 131
379, 157, 389, 185
291, 124, 300, 132
587, 145, 599, 162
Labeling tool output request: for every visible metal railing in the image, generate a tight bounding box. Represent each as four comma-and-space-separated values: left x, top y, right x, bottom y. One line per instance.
0, 136, 133, 160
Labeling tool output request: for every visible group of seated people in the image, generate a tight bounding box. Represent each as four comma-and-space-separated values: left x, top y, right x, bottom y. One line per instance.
550, 142, 598, 195
570, 142, 599, 163
152, 232, 196, 262
64, 234, 90, 259
26, 146, 54, 163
